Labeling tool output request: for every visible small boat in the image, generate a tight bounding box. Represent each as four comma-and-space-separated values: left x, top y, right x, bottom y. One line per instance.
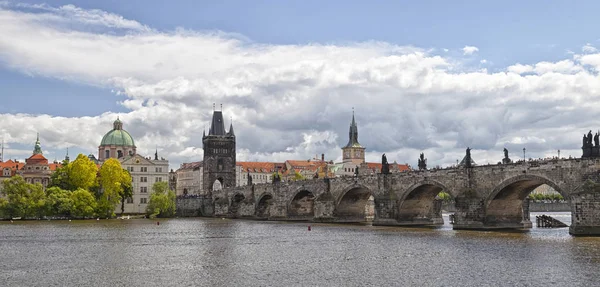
11, 217, 21, 220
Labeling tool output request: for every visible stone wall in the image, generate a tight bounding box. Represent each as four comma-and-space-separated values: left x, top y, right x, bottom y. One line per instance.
176, 197, 214, 217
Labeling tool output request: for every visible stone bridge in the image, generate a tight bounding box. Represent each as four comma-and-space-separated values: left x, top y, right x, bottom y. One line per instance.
204, 158, 600, 236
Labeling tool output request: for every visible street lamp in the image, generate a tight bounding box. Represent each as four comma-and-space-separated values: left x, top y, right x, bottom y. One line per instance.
523, 148, 526, 161
558, 149, 560, 159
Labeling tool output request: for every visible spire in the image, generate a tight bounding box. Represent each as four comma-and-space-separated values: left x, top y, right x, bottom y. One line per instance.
65, 148, 70, 162
227, 117, 235, 136
113, 117, 123, 130
33, 133, 43, 155
344, 109, 361, 148
154, 148, 158, 160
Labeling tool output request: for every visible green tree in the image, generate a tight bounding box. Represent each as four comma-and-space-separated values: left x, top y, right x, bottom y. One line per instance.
291, 170, 306, 181
0, 197, 8, 219
46, 186, 73, 217
70, 188, 97, 218
68, 154, 98, 191
27, 183, 47, 218
436, 191, 453, 202
2, 176, 32, 218
146, 181, 176, 218
49, 159, 74, 191
97, 158, 130, 218
119, 170, 133, 217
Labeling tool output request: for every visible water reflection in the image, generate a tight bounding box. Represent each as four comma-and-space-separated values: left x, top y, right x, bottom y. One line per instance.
1, 213, 600, 286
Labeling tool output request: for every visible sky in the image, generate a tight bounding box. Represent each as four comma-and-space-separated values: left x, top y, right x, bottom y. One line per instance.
1, 1, 600, 170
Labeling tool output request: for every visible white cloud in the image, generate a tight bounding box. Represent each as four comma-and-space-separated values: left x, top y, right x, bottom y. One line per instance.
507, 63, 533, 74
480, 59, 487, 64
0, 4, 599, 169
582, 43, 598, 53
462, 45, 479, 55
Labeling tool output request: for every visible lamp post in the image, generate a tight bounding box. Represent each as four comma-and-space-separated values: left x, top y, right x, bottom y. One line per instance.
523, 148, 526, 161
558, 149, 560, 159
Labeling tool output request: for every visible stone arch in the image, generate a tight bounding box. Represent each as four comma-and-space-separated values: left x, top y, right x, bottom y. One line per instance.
396, 180, 449, 225
485, 174, 564, 228
288, 189, 315, 219
334, 184, 373, 222
229, 193, 245, 217
256, 193, 273, 219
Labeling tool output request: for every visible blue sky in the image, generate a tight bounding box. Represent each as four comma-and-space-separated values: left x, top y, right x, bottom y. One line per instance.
1, 1, 600, 168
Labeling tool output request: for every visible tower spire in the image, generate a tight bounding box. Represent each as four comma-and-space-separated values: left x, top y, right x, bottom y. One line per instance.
33, 133, 43, 155
1, 138, 4, 162
345, 109, 361, 148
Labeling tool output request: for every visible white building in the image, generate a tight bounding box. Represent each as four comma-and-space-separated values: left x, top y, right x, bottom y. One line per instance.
175, 161, 203, 196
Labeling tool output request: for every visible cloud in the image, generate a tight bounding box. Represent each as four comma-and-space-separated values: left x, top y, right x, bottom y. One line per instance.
0, 4, 599, 170
582, 43, 597, 53
480, 59, 487, 64
462, 45, 479, 55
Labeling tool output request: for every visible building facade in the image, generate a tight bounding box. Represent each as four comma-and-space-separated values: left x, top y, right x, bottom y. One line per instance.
202, 109, 236, 192
18, 135, 61, 188
176, 161, 203, 196
119, 154, 169, 214
236, 162, 277, 186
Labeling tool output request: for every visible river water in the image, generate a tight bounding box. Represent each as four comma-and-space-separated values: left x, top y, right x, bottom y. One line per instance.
1, 212, 600, 286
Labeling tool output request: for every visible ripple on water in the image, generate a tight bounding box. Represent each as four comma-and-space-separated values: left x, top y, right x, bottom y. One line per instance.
1, 214, 600, 286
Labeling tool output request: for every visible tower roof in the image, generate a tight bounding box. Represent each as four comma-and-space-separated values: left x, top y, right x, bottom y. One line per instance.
344, 111, 362, 148
209, 111, 226, 136
100, 118, 135, 147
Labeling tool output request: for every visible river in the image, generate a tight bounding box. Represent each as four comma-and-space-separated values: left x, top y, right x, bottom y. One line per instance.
1, 212, 600, 286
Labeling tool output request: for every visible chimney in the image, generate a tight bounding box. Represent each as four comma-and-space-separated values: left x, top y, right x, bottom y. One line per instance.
321, 154, 324, 161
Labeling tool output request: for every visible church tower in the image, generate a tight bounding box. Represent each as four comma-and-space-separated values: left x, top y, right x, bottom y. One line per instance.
203, 106, 236, 193
342, 110, 365, 164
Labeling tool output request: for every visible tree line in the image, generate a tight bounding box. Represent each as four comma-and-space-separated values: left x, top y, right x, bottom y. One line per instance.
0, 154, 175, 219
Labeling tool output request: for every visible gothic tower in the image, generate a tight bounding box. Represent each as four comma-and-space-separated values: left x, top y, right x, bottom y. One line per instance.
342, 110, 365, 164
203, 107, 236, 193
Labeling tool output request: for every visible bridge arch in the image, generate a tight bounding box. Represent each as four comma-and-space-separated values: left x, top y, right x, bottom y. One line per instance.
485, 174, 565, 228
288, 188, 315, 219
397, 180, 450, 225
334, 184, 374, 222
256, 193, 273, 219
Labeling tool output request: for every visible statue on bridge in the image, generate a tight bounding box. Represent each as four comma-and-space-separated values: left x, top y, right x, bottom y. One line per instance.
272, 170, 281, 183
247, 171, 253, 185
354, 166, 359, 177
381, 153, 390, 174
502, 148, 512, 164
418, 153, 427, 170
465, 147, 473, 168
582, 129, 600, 158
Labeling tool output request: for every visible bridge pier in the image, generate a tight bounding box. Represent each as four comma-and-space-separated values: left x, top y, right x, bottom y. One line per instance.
452, 197, 486, 230
569, 191, 600, 236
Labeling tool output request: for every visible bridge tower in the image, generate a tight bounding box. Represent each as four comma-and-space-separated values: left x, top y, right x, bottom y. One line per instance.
342, 110, 365, 164
203, 106, 236, 193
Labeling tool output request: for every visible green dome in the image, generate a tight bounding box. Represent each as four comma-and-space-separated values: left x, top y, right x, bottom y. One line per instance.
100, 118, 135, 147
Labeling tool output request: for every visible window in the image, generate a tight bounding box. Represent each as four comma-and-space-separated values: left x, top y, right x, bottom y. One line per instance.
128, 166, 135, 172
105, 150, 110, 159
155, 177, 162, 183
140, 177, 147, 182
140, 198, 147, 204
126, 197, 133, 204
141, 167, 148, 172
155, 167, 162, 173
140, 187, 147, 193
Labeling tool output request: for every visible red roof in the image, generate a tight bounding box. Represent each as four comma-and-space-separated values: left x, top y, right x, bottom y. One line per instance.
0, 160, 25, 176
26, 153, 49, 165
237, 162, 278, 173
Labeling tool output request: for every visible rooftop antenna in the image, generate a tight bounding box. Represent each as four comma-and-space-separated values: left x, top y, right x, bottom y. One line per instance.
1, 138, 3, 162
213, 103, 215, 111
220, 104, 223, 111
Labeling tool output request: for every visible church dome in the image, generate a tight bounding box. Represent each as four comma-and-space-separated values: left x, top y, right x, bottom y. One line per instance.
100, 118, 135, 147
